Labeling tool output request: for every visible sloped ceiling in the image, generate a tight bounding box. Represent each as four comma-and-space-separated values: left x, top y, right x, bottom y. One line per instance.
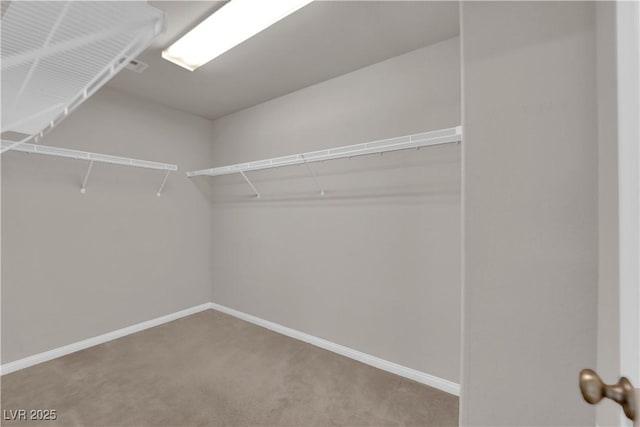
108, 1, 459, 120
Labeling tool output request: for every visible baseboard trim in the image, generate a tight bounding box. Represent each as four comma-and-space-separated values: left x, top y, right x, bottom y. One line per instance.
209, 302, 460, 396
1, 302, 461, 396
0, 303, 212, 376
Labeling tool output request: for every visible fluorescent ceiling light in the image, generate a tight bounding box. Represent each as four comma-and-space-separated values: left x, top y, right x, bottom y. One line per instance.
162, 0, 314, 71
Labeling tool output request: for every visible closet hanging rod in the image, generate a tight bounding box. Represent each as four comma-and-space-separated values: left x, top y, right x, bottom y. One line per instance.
0, 141, 177, 172
186, 126, 461, 178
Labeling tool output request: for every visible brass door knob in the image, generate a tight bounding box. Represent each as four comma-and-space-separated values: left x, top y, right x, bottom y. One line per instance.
579, 368, 636, 421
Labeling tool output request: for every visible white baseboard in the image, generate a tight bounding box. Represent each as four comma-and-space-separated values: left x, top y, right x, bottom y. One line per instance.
0, 303, 212, 376
1, 301, 461, 397
209, 302, 460, 396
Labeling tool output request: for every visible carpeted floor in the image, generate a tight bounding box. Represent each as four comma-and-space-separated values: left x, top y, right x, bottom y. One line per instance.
1, 310, 458, 426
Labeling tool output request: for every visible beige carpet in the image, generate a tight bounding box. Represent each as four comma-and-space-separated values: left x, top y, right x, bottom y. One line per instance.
1, 310, 458, 426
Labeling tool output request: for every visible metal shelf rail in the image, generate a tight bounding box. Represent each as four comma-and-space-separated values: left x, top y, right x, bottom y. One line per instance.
187, 126, 462, 198
0, 141, 177, 196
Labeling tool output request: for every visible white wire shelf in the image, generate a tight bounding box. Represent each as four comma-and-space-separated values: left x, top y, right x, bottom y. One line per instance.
187, 126, 462, 198
187, 126, 462, 178
1, 141, 177, 171
1, 1, 165, 153
1, 141, 177, 196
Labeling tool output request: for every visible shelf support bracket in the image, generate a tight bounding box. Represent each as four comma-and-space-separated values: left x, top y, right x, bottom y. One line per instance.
300, 154, 325, 196
240, 170, 260, 198
156, 170, 170, 197
80, 160, 94, 194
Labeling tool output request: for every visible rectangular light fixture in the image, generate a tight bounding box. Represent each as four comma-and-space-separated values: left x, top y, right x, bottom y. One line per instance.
162, 0, 314, 71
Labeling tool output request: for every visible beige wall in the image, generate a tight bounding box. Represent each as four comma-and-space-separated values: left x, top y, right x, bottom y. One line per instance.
460, 2, 598, 425
203, 38, 462, 383
1, 87, 214, 363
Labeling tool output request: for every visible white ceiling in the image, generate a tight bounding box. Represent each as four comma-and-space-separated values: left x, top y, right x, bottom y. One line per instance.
107, 1, 459, 121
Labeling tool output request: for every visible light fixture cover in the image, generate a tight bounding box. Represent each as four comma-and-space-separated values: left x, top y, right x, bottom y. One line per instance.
162, 0, 313, 71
